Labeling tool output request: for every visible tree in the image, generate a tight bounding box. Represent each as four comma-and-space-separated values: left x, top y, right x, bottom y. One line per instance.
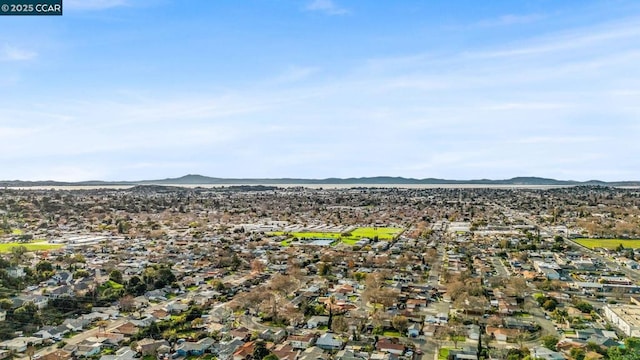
265, 274, 298, 324
573, 300, 593, 314
608, 337, 640, 360
327, 295, 337, 330
12, 301, 40, 326
541, 335, 559, 351
109, 269, 124, 284
318, 262, 331, 276
119, 295, 136, 312
96, 320, 109, 335
570, 348, 586, 360
392, 315, 409, 335
448, 325, 464, 348
250, 259, 265, 273
507, 277, 528, 297
74, 269, 90, 278
332, 315, 350, 334
126, 275, 147, 296
25, 346, 36, 360
35, 260, 53, 273
0, 299, 13, 311
253, 341, 269, 360
542, 299, 558, 311
10, 245, 28, 265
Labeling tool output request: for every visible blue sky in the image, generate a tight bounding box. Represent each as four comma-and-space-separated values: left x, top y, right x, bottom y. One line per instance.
1, 0, 639, 181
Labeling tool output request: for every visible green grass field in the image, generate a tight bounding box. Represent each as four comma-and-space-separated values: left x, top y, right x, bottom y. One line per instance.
574, 238, 640, 249
99, 280, 124, 290
0, 242, 63, 253
438, 348, 450, 360
271, 227, 403, 246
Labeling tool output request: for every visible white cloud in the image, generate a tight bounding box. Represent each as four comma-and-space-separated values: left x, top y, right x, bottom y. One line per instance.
468, 19, 640, 59
305, 0, 348, 15
1, 45, 37, 61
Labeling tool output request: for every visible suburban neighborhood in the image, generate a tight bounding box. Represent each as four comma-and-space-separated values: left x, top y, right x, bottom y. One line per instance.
0, 185, 639, 360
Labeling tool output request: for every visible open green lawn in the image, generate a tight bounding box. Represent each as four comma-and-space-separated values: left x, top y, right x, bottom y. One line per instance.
0, 242, 63, 253
438, 348, 450, 360
574, 238, 640, 249
382, 330, 402, 337
99, 280, 124, 290
350, 227, 403, 240
270, 227, 404, 246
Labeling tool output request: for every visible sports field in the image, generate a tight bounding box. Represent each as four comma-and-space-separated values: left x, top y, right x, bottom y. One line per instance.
272, 227, 403, 246
0, 241, 63, 253
574, 238, 640, 249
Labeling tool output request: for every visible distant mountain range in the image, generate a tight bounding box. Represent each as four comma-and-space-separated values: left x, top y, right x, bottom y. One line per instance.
1, 174, 639, 187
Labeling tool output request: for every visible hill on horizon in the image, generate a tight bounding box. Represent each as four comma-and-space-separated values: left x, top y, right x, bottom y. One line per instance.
1, 174, 638, 187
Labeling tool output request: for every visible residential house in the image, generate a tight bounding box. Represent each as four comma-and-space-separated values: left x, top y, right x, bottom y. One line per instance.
100, 346, 136, 360
230, 327, 252, 341
335, 349, 362, 360
486, 327, 519, 343
12, 296, 49, 309
75, 340, 103, 358
7, 266, 25, 278
288, 334, 316, 349
307, 316, 330, 329
448, 348, 478, 360
48, 285, 74, 299
0, 338, 28, 353
375, 339, 404, 355
232, 341, 255, 360
216, 338, 245, 360
260, 328, 287, 343
298, 346, 329, 360
165, 301, 189, 314
41, 350, 72, 360
136, 338, 169, 356
111, 322, 139, 336
63, 318, 89, 332
271, 343, 299, 360
316, 333, 343, 351
81, 312, 111, 323
150, 309, 170, 321
466, 325, 480, 341
422, 325, 436, 338
176, 338, 216, 357
53, 271, 73, 285
407, 323, 420, 338
530, 346, 566, 360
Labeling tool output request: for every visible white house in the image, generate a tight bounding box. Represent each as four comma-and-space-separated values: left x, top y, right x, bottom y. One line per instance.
7, 267, 25, 278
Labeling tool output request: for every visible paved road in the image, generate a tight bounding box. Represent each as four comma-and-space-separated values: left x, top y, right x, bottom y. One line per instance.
492, 257, 510, 277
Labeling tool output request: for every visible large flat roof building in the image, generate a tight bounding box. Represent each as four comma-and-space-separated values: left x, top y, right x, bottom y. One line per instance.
603, 304, 640, 337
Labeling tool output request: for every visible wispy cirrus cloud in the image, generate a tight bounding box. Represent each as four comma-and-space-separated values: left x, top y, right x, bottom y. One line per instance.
273, 66, 320, 84
475, 13, 547, 27
305, 0, 349, 15
1, 45, 37, 61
